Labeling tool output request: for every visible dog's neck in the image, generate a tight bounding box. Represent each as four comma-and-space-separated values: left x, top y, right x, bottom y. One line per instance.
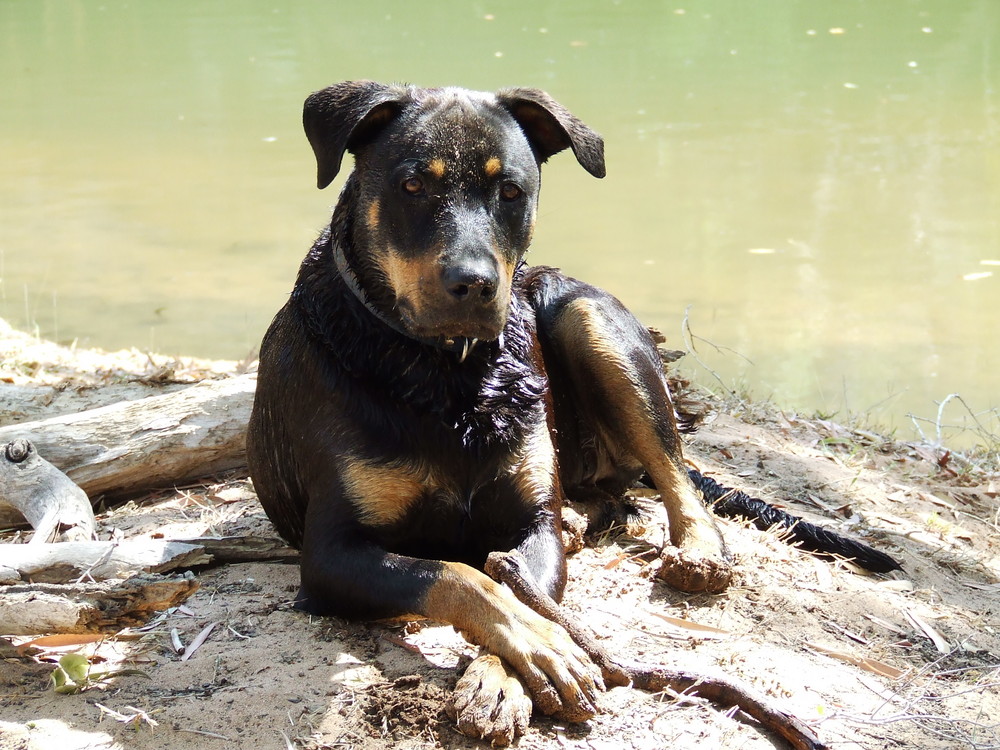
293, 227, 547, 455
328, 180, 481, 360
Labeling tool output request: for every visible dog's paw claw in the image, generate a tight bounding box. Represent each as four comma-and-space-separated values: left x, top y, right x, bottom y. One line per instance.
657, 547, 733, 593
448, 655, 532, 747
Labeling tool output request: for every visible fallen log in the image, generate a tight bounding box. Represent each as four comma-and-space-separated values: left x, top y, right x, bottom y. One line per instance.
485, 550, 827, 750
0, 439, 96, 542
0, 374, 256, 503
0, 536, 296, 585
0, 540, 210, 584
0, 572, 199, 635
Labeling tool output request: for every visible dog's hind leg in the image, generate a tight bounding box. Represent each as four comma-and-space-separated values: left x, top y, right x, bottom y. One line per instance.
536, 282, 732, 593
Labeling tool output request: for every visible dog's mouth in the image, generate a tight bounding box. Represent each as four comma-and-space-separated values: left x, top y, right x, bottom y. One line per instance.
335, 242, 506, 359
443, 336, 480, 363
395, 299, 507, 347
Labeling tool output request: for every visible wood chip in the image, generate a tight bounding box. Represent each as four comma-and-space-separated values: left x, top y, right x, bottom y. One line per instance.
170, 628, 185, 654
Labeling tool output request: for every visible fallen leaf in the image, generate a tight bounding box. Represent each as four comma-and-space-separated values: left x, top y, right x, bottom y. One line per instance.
17, 634, 110, 655
806, 642, 906, 679
180, 621, 219, 661
648, 612, 731, 638
904, 609, 950, 654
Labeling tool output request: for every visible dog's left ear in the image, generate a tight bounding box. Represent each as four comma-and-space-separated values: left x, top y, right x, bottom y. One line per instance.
303, 80, 410, 189
496, 89, 606, 178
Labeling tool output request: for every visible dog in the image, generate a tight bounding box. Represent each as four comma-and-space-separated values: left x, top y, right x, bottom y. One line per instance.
247, 81, 898, 744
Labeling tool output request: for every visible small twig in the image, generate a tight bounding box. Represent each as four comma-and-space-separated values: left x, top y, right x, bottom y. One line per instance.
680, 307, 746, 399
73, 541, 119, 584
175, 728, 232, 741
485, 550, 827, 750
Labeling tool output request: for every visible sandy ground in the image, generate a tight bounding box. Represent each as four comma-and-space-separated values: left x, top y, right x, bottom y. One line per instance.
1, 319, 999, 750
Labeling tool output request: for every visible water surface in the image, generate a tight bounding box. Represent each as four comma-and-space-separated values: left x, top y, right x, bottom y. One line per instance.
1, 1, 997, 443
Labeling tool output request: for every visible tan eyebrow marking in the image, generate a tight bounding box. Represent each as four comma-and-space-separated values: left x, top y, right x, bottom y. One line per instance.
484, 157, 502, 177
427, 158, 446, 178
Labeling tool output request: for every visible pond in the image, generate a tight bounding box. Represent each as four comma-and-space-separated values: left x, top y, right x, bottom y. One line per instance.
1, 0, 997, 445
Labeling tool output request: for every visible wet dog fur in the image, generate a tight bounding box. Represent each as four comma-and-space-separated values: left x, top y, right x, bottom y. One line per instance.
247, 81, 736, 743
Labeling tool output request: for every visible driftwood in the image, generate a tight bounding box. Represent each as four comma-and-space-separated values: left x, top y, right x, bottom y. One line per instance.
0, 439, 95, 542
485, 551, 827, 750
0, 536, 294, 635
0, 572, 199, 635
0, 374, 255, 504
0, 540, 210, 584
0, 536, 296, 586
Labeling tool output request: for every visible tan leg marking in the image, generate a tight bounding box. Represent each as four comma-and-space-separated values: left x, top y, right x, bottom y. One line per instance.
506, 416, 556, 503
553, 299, 731, 593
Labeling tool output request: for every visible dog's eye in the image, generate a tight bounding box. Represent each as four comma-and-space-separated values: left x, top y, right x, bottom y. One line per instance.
402, 177, 424, 195
499, 182, 523, 202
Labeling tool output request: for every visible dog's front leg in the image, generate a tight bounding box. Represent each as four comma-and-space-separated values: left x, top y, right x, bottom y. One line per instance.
299, 521, 601, 738
424, 558, 602, 721
447, 517, 591, 745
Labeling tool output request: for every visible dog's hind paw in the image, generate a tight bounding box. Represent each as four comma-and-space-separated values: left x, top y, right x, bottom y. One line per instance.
448, 654, 532, 746
657, 547, 733, 594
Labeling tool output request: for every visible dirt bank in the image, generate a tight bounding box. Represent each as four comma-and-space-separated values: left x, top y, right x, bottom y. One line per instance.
2, 320, 998, 750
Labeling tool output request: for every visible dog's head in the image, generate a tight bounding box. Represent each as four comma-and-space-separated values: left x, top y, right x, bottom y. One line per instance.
303, 81, 605, 346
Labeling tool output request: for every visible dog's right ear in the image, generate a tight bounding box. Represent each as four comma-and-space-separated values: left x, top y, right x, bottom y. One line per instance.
303, 81, 409, 189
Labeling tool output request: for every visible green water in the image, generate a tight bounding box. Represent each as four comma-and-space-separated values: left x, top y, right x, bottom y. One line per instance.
1, 1, 998, 443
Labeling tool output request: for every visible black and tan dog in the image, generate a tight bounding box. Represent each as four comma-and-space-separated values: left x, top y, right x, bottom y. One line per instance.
247, 81, 897, 744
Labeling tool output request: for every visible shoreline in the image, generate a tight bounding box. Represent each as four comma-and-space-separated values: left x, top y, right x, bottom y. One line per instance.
3, 316, 1000, 750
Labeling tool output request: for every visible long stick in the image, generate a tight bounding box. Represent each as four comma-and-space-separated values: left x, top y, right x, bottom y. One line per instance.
484, 550, 827, 750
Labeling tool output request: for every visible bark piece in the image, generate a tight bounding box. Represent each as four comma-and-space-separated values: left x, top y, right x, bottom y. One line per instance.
0, 374, 256, 501
0, 439, 96, 542
0, 573, 199, 634
485, 550, 827, 750
171, 535, 298, 565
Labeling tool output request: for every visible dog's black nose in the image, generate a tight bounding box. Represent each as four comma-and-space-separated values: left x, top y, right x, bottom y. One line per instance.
442, 264, 498, 304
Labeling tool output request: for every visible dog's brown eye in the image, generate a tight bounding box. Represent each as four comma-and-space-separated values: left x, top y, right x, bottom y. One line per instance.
500, 182, 522, 201
402, 177, 424, 195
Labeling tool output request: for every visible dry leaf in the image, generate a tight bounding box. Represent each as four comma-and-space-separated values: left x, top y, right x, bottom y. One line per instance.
17, 634, 107, 654
603, 552, 629, 570
904, 609, 950, 654
806, 642, 906, 679
648, 611, 731, 639
180, 621, 218, 661
863, 614, 907, 637
962, 581, 1000, 592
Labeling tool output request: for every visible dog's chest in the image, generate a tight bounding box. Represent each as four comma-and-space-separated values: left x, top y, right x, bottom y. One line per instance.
346, 415, 555, 562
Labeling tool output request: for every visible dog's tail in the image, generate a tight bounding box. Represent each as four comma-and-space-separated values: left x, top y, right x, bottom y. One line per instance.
687, 467, 902, 573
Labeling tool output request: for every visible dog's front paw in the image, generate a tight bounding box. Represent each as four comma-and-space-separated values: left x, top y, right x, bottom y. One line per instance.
448, 654, 531, 746
657, 546, 732, 593
494, 605, 603, 723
